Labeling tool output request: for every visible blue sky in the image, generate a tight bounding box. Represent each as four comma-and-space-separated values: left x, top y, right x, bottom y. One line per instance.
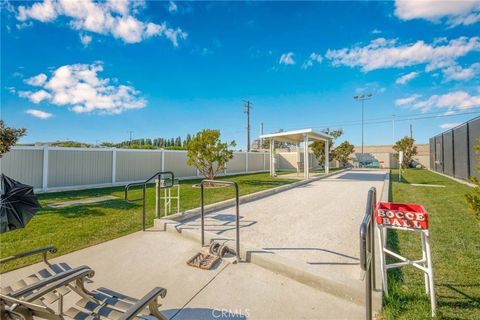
1, 0, 480, 148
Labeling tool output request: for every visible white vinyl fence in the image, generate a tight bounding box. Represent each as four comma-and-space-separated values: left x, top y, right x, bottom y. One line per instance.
0, 147, 328, 193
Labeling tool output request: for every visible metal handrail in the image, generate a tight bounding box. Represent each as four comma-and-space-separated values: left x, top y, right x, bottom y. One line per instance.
125, 171, 174, 231
200, 180, 240, 262
0, 245, 57, 265
359, 187, 377, 320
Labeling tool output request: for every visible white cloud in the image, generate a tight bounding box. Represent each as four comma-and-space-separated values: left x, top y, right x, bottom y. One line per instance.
279, 52, 295, 65
397, 90, 480, 112
25, 109, 53, 119
159, 23, 187, 47
371, 29, 382, 34
325, 36, 480, 72
24, 73, 47, 86
168, 1, 178, 13
395, 94, 422, 106
394, 0, 480, 27
14, 0, 187, 46
17, 0, 58, 22
80, 33, 92, 47
18, 62, 146, 115
302, 52, 323, 69
29, 89, 52, 103
443, 110, 457, 116
6, 87, 16, 94
440, 122, 461, 129
396, 71, 419, 85
355, 82, 386, 95
442, 63, 480, 81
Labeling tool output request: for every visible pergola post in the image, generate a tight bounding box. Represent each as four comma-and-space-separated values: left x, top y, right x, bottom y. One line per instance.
304, 134, 309, 180
260, 129, 333, 179
325, 139, 329, 174
296, 143, 301, 176
269, 139, 272, 176
269, 139, 276, 177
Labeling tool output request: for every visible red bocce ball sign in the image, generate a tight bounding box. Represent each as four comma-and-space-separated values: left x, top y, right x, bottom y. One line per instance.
375, 202, 429, 230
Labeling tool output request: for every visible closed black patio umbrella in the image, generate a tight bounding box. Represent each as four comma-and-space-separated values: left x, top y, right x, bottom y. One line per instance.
0, 174, 41, 233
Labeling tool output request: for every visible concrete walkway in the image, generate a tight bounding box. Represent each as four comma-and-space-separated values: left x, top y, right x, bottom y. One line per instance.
1, 229, 363, 319
2, 169, 386, 319
46, 195, 118, 208
177, 169, 387, 281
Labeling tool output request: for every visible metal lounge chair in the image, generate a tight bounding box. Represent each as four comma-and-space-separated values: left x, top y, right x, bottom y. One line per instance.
1, 273, 168, 320
1, 247, 168, 320
0, 246, 86, 310
1, 266, 96, 319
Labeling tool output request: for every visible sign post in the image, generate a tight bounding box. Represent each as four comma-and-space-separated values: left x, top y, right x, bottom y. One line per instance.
375, 202, 436, 317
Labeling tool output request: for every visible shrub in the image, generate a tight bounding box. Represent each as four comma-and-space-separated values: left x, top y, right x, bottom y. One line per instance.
0, 120, 26, 158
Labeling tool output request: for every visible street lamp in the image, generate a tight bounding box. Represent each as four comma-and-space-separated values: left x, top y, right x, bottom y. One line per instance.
353, 93, 373, 165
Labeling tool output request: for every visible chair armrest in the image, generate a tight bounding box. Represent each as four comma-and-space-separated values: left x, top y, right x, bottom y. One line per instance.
0, 246, 57, 265
9, 266, 93, 300
0, 293, 52, 313
24, 267, 95, 302
119, 287, 167, 320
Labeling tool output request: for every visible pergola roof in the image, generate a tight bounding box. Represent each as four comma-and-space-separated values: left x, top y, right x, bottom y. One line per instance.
260, 128, 333, 144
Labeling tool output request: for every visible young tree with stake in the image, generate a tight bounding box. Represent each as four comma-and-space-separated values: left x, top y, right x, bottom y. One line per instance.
186, 129, 236, 180
334, 141, 355, 167
311, 129, 343, 167
393, 137, 417, 168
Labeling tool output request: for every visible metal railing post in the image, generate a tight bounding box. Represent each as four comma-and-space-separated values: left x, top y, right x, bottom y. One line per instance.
201, 183, 205, 247
125, 171, 175, 232
360, 187, 377, 320
142, 186, 146, 231
235, 183, 240, 261
200, 180, 241, 262
155, 179, 161, 219
371, 190, 376, 290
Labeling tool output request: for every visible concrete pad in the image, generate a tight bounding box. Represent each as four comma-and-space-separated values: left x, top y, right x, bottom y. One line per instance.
1, 228, 365, 319
177, 170, 386, 279
167, 169, 349, 223
173, 170, 387, 304
46, 195, 118, 208
156, 219, 368, 306
410, 184, 445, 188
173, 262, 364, 320
1, 229, 227, 313
276, 172, 324, 180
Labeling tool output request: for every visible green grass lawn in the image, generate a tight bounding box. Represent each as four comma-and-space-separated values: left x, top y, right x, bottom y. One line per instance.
0, 172, 297, 273
383, 169, 480, 320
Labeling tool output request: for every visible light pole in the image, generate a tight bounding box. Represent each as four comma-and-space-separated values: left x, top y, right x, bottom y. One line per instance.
353, 93, 373, 164
243, 100, 253, 152
129, 131, 134, 145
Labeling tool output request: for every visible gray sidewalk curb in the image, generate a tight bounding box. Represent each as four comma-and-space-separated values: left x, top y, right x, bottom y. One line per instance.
166, 168, 349, 222
427, 168, 475, 187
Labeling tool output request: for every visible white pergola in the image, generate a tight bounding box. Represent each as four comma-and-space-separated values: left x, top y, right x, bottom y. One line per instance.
260, 128, 334, 180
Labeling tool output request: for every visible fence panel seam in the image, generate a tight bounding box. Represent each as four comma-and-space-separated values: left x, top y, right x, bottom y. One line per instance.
42, 146, 49, 192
